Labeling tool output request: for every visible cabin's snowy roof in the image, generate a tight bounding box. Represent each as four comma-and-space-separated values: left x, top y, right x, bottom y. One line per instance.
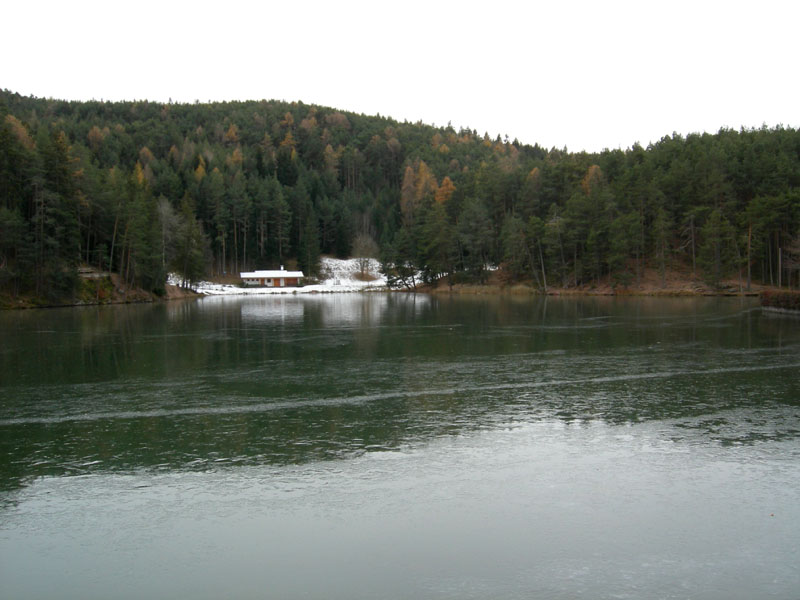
240, 270, 304, 278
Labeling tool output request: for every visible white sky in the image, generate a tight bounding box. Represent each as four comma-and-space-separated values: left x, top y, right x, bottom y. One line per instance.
3, 0, 798, 153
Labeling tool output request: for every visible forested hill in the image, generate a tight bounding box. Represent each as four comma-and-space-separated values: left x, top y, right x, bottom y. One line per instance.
1, 89, 799, 301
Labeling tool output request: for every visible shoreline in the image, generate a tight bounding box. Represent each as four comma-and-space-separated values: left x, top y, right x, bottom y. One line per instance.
0, 280, 777, 310
421, 280, 766, 298
0, 283, 203, 310
425, 284, 762, 297
4, 258, 794, 309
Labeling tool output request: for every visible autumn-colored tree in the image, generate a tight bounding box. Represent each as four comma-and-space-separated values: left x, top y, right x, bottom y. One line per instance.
323, 144, 339, 176
138, 146, 155, 166
225, 146, 244, 170
299, 116, 318, 133
194, 155, 207, 182
415, 160, 438, 204
280, 131, 296, 149
519, 167, 541, 218
435, 176, 455, 205
167, 145, 181, 167
224, 123, 239, 145
581, 164, 604, 196
325, 112, 350, 129
86, 125, 105, 154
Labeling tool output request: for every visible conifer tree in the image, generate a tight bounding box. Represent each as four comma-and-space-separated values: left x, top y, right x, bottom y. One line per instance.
172, 195, 208, 289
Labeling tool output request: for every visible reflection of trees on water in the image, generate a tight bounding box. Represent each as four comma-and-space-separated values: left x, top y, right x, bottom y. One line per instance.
2, 296, 797, 498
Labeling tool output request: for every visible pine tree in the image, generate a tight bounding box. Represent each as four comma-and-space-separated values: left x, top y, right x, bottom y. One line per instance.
267, 178, 291, 264
420, 202, 455, 283
501, 213, 530, 280
457, 197, 493, 282
699, 209, 738, 288
172, 195, 209, 289
297, 207, 320, 277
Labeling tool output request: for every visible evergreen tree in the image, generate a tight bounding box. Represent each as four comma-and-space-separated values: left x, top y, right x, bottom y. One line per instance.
699, 209, 738, 288
420, 202, 455, 283
0, 206, 29, 295
297, 207, 320, 277
34, 129, 81, 298
267, 179, 291, 264
380, 226, 418, 290
501, 213, 530, 279
457, 197, 493, 281
172, 195, 209, 289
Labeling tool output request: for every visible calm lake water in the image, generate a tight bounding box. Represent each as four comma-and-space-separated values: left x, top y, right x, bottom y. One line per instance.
1, 294, 798, 599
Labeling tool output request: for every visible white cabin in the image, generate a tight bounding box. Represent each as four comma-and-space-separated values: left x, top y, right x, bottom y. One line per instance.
240, 268, 304, 287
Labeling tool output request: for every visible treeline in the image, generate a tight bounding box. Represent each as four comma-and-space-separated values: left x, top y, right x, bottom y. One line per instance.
1, 88, 799, 300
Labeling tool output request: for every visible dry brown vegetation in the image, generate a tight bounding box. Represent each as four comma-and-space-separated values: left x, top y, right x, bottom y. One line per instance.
426, 264, 766, 297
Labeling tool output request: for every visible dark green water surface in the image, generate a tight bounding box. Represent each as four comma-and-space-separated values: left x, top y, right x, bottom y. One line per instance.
1, 295, 798, 599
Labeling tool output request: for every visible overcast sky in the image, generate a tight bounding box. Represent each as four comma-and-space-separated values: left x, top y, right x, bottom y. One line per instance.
3, 0, 798, 153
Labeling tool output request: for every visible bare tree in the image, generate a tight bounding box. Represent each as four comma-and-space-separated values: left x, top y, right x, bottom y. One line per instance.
352, 233, 379, 277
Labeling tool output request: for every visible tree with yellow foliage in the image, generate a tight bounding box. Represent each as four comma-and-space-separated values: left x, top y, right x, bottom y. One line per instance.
224, 123, 239, 145
415, 160, 438, 204
435, 176, 455, 205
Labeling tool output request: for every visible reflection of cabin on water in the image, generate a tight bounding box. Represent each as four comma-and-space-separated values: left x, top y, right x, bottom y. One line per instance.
240, 267, 304, 287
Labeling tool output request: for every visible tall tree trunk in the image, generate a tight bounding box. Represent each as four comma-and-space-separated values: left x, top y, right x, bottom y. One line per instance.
258, 216, 265, 259
538, 241, 547, 292
638, 203, 644, 283
277, 223, 283, 263
573, 244, 578, 287
120, 222, 130, 281
161, 218, 167, 270
233, 219, 238, 275
735, 235, 743, 294
34, 185, 44, 296
690, 215, 696, 276
526, 242, 540, 289
768, 236, 773, 285
85, 222, 92, 264
222, 236, 226, 276
109, 211, 120, 273
746, 223, 752, 291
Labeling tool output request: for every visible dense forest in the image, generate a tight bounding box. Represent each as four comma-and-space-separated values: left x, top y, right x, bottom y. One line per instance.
1, 88, 799, 301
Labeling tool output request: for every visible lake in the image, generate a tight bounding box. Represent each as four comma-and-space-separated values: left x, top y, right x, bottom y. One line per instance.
1, 294, 798, 599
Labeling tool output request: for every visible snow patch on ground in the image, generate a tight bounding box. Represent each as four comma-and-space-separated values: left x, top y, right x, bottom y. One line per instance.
170, 257, 387, 295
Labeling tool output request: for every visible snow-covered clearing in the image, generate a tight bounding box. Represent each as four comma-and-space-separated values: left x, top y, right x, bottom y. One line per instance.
172, 258, 387, 296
